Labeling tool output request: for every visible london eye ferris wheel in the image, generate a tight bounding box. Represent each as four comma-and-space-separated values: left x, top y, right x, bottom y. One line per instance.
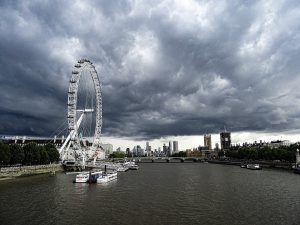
59, 59, 104, 164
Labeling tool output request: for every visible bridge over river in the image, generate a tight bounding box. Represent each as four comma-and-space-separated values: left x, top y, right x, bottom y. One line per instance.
109, 157, 206, 163
64, 157, 207, 171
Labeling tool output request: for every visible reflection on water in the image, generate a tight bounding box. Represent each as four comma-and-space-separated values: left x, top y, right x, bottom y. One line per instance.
96, 179, 118, 187
73, 182, 89, 194
0, 164, 300, 225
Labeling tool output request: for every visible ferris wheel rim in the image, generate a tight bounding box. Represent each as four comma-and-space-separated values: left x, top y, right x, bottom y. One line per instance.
67, 59, 102, 147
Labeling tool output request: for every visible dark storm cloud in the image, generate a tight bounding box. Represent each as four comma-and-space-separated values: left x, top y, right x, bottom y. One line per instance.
1, 0, 300, 139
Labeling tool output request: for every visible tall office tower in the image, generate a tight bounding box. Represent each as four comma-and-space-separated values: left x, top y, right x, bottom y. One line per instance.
132, 146, 137, 156
137, 145, 143, 156
148, 146, 152, 156
163, 144, 167, 155
158, 147, 161, 153
204, 134, 212, 150
173, 141, 178, 153
126, 148, 130, 156
220, 131, 231, 150
169, 141, 173, 156
146, 141, 150, 156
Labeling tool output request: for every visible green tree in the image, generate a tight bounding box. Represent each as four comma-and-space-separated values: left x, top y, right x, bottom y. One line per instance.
172, 151, 187, 157
45, 144, 60, 163
247, 148, 258, 160
218, 150, 225, 157
39, 146, 50, 164
9, 144, 24, 165
23, 143, 41, 165
227, 145, 297, 162
226, 149, 239, 158
109, 151, 126, 158
0, 143, 11, 165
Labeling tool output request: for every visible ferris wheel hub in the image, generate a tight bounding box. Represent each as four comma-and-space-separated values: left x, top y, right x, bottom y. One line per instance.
76, 109, 94, 113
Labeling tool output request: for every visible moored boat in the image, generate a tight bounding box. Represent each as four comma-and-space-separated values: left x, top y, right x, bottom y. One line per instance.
292, 164, 300, 174
128, 164, 139, 170
97, 171, 118, 183
75, 172, 89, 183
117, 166, 129, 172
294, 168, 300, 174
124, 161, 139, 170
88, 171, 103, 183
246, 164, 261, 170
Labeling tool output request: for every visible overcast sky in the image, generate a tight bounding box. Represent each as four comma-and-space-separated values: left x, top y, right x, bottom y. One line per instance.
1, 0, 300, 150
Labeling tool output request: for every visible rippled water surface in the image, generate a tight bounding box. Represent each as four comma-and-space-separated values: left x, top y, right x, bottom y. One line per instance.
1, 163, 300, 225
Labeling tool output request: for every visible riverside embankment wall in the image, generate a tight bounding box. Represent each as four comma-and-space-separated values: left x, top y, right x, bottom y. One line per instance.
208, 160, 294, 169
0, 164, 64, 179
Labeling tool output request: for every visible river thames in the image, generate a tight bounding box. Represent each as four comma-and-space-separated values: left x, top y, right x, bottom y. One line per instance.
0, 163, 299, 225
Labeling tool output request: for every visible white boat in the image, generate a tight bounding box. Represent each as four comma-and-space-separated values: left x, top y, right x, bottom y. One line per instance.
89, 171, 103, 183
128, 164, 139, 170
124, 161, 139, 170
75, 171, 103, 183
97, 171, 118, 183
117, 166, 129, 172
75, 172, 89, 183
292, 164, 300, 174
246, 164, 261, 170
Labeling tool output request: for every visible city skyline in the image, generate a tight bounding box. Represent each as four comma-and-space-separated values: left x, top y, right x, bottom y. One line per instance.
99, 130, 300, 152
1, 1, 300, 149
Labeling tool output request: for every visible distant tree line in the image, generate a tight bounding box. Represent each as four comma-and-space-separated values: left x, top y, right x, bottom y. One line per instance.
0, 142, 60, 166
172, 151, 187, 157
109, 151, 126, 158
224, 143, 298, 162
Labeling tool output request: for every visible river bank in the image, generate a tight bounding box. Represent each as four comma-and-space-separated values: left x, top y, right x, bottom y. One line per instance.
208, 159, 294, 170
0, 164, 64, 180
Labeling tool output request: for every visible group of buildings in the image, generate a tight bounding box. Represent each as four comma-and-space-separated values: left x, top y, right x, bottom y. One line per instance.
128, 141, 179, 157
2, 130, 293, 159
0, 131, 232, 158
122, 131, 232, 158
